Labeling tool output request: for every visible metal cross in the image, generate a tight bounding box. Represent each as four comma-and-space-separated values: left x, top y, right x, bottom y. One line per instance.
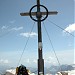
20, 0, 58, 75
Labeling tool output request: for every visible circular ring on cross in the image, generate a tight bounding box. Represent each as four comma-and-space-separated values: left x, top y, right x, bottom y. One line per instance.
29, 5, 48, 22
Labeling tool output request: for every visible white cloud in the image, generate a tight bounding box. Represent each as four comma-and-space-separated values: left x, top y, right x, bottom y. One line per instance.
11, 27, 23, 31
63, 23, 75, 33
44, 56, 57, 64
1, 26, 7, 29
0, 59, 9, 64
1, 26, 23, 31
20, 32, 37, 38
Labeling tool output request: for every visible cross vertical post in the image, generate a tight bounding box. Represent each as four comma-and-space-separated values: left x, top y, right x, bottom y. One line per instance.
20, 0, 58, 75
36, 0, 44, 75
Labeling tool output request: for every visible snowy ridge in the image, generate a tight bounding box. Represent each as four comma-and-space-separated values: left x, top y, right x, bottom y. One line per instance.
5, 69, 36, 75
56, 70, 75, 75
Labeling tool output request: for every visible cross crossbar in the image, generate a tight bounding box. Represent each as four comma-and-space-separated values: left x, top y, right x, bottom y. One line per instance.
20, 11, 58, 16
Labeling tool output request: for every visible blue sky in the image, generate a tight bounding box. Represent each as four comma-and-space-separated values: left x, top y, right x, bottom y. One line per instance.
0, 0, 74, 68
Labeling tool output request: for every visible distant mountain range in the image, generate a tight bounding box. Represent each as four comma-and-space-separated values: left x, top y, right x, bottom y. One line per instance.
28, 64, 75, 74
26, 64, 75, 74
0, 64, 74, 75
45, 64, 74, 74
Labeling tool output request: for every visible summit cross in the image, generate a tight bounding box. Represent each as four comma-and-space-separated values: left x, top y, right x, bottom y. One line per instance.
20, 0, 58, 75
